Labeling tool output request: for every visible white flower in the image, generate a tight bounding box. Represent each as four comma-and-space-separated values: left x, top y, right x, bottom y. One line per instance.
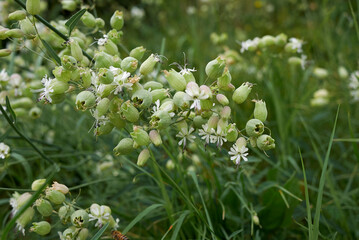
9, 192, 19, 216
300, 55, 307, 70
113, 72, 132, 94
97, 34, 108, 46
184, 82, 209, 111
176, 127, 196, 147
349, 71, 359, 89
198, 124, 216, 144
289, 38, 303, 53
228, 144, 249, 165
0, 69, 9, 82
152, 99, 161, 113
212, 126, 227, 146
36, 75, 54, 103
179, 67, 196, 76
0, 142, 10, 159
131, 7, 145, 19
109, 66, 121, 76
89, 204, 111, 228
240, 38, 259, 53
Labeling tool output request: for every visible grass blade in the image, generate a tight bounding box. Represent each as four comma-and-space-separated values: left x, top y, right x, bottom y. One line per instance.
122, 203, 163, 235
65, 9, 87, 36
5, 96, 16, 124
90, 222, 109, 240
170, 211, 190, 240
40, 39, 61, 65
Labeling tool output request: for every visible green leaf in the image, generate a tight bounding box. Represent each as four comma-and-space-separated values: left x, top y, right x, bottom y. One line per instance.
90, 222, 109, 240
5, 96, 16, 124
40, 39, 61, 65
170, 211, 190, 240
122, 203, 163, 235
65, 9, 87, 36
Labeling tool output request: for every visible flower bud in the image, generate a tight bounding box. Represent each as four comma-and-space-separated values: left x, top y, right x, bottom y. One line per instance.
62, 226, 76, 239
252, 213, 260, 226
0, 49, 11, 57
96, 18, 105, 28
216, 94, 229, 106
232, 82, 252, 104
28, 107, 41, 119
149, 130, 162, 146
205, 56, 226, 79
166, 160, 175, 170
226, 124, 238, 142
58, 205, 74, 224
98, 68, 114, 84
131, 126, 150, 146
70, 39, 83, 62
275, 33, 288, 46
132, 89, 152, 109
113, 138, 134, 155
8, 10, 27, 21
31, 179, 46, 191
181, 70, 196, 83
94, 51, 113, 69
30, 221, 51, 236
256, 134, 275, 150
35, 198, 53, 217
96, 98, 110, 117
338, 66, 348, 79
288, 56, 302, 66
81, 11, 96, 28
137, 148, 150, 167
173, 91, 190, 108
249, 136, 257, 147
207, 115, 219, 129
236, 137, 247, 149
253, 99, 267, 122
144, 81, 163, 90
245, 119, 264, 137
217, 67, 231, 89
76, 91, 96, 111
150, 110, 171, 129
193, 115, 207, 128
102, 39, 119, 56
110, 11, 124, 30
107, 29, 123, 45
120, 101, 139, 122
313, 67, 328, 79
220, 106, 231, 119
71, 209, 89, 228
140, 54, 160, 75
17, 207, 35, 231
46, 189, 65, 205
61, 0, 77, 11
259, 35, 276, 48
163, 69, 187, 91
130, 46, 146, 60
151, 88, 169, 102
26, 0, 41, 15
51, 181, 69, 194
78, 228, 89, 240
121, 57, 138, 73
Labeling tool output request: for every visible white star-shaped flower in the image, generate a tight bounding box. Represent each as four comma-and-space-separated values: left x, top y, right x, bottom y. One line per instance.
289, 38, 303, 53
89, 204, 111, 228
228, 144, 249, 165
184, 82, 209, 111
198, 124, 216, 144
176, 127, 196, 148
97, 34, 108, 46
0, 142, 10, 159
36, 75, 54, 103
113, 72, 132, 94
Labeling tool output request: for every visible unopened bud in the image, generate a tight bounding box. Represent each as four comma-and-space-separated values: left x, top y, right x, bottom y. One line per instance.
0, 49, 11, 57
232, 82, 252, 104
81, 11, 96, 28
137, 148, 150, 166
113, 138, 134, 155
110, 11, 124, 30
253, 99, 267, 122
31, 179, 46, 191
205, 56, 226, 79
216, 94, 229, 106
30, 221, 51, 236
8, 10, 27, 21
46, 189, 65, 205
130, 46, 146, 60
51, 181, 69, 194
35, 199, 53, 217
149, 130, 162, 146
70, 39, 83, 62
164, 69, 187, 91
121, 57, 138, 73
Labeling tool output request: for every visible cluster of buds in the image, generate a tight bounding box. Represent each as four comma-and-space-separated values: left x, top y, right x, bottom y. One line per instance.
8, 179, 119, 238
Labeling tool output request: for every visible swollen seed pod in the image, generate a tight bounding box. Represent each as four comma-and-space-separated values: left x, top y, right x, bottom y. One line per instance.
62, 226, 76, 239
338, 66, 348, 79
76, 91, 96, 111
29, 107, 42, 119
51, 182, 69, 194
46, 189, 65, 205
8, 10, 27, 21
275, 33, 288, 46
95, 122, 114, 136
132, 89, 152, 109
120, 101, 139, 122
166, 160, 175, 170
5, 29, 24, 38
232, 82, 252, 104
11, 97, 33, 109
110, 11, 124, 30
103, 40, 119, 56
182, 70, 196, 83
31, 179, 46, 191
205, 56, 226, 79
164, 69, 187, 91
81, 11, 96, 28
144, 81, 163, 90
140, 54, 160, 75
113, 138, 134, 155
259, 35, 276, 48
61, 55, 77, 70
98, 68, 114, 84
288, 57, 302, 66
149, 130, 162, 146
96, 18, 105, 28
253, 100, 268, 122
108, 112, 126, 129
17, 207, 35, 231
130, 46, 146, 60
77, 228, 89, 240
245, 119, 264, 137
71, 210, 89, 228
0, 49, 11, 57
107, 29, 123, 45
94, 51, 113, 69
26, 0, 41, 15
216, 94, 229, 106
151, 88, 169, 102
70, 39, 83, 62
313, 67, 328, 79
61, 0, 77, 11
131, 126, 150, 146
35, 199, 53, 217
96, 98, 110, 117
30, 221, 51, 236
218, 67, 231, 89
52, 66, 71, 82
256, 134, 275, 151
173, 91, 189, 109
137, 148, 150, 167
78, 68, 92, 88
150, 110, 171, 129
121, 56, 138, 73
58, 205, 75, 224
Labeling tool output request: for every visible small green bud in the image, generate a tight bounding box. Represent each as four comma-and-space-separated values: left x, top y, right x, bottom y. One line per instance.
144, 81, 163, 90
58, 205, 75, 224
98, 68, 114, 84
46, 189, 65, 205
173, 91, 190, 109
275, 33, 287, 46
205, 56, 226, 79
259, 35, 276, 48
113, 138, 134, 155
253, 213, 260, 226
62, 226, 76, 239
245, 119, 264, 137
151, 88, 169, 102
207, 115, 219, 129
61, 0, 77, 11
164, 69, 187, 91
76, 91, 96, 111
253, 99, 267, 122
130, 46, 146, 60
110, 10, 124, 30
19, 18, 36, 39
107, 29, 123, 45
216, 94, 229, 106
77, 228, 89, 240
137, 148, 150, 167
220, 106, 231, 119
132, 89, 152, 109
0, 49, 11, 57
71, 209, 89, 228
313, 67, 328, 79
95, 122, 114, 136
166, 160, 175, 170
140, 54, 160, 75
31, 179, 46, 191
149, 130, 162, 146
102, 39, 119, 56
95, 18, 105, 28
81, 11, 96, 28
120, 101, 139, 122
338, 66, 348, 79
94, 51, 113, 69
226, 124, 238, 142
256, 134, 275, 151
26, 0, 41, 15
121, 57, 138, 73
8, 10, 27, 21
50, 93, 66, 104
181, 69, 196, 83
131, 126, 150, 146
70, 39, 83, 62
30, 221, 51, 236
236, 137, 247, 149
218, 67, 231, 89
35, 199, 53, 217
232, 82, 252, 104
288, 56, 302, 66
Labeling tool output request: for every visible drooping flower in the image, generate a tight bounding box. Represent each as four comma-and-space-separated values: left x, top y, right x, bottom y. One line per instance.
176, 126, 196, 148
184, 82, 209, 111
228, 144, 249, 165
37, 75, 54, 103
289, 38, 303, 53
198, 124, 216, 144
212, 125, 227, 146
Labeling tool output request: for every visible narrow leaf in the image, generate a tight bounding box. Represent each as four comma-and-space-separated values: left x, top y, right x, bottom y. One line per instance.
90, 222, 109, 240
5, 96, 16, 124
65, 9, 87, 36
40, 39, 61, 65
170, 211, 190, 240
